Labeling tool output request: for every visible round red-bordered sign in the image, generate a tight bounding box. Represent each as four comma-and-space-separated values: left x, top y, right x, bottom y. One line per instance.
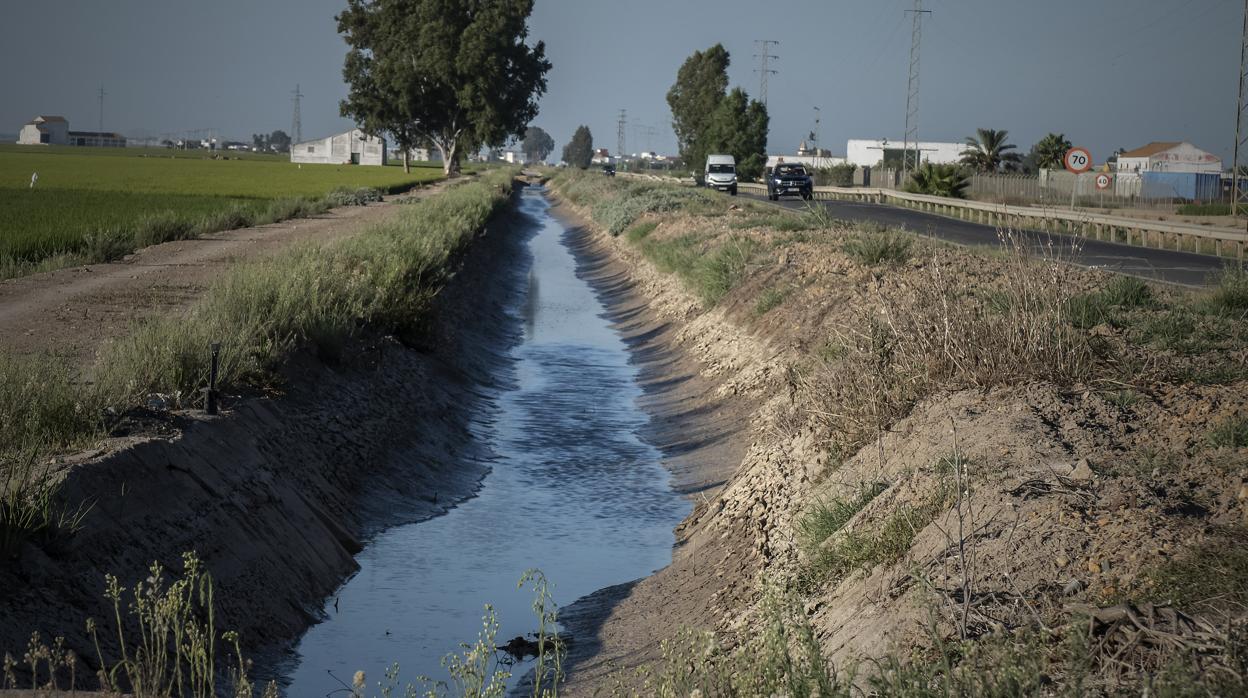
1064, 147, 1093, 173
1094, 173, 1112, 190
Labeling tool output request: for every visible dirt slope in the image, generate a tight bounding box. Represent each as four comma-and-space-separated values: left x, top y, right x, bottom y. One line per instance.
552, 178, 1248, 695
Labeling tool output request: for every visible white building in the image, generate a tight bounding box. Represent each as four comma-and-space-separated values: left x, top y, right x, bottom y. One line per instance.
1115, 141, 1221, 174
290, 129, 386, 166
846, 138, 963, 167
17, 115, 125, 147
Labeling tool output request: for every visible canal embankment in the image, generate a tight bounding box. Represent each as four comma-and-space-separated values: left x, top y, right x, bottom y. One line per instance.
0, 173, 528, 680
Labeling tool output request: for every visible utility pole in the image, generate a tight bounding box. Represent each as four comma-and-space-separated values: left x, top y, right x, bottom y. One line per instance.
291, 84, 303, 144
98, 86, 106, 135
902, 0, 931, 181
1232, 0, 1248, 225
753, 40, 780, 107
813, 106, 822, 168
617, 108, 627, 165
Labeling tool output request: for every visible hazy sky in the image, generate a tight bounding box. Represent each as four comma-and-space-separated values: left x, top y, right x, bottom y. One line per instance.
2, 1, 1240, 164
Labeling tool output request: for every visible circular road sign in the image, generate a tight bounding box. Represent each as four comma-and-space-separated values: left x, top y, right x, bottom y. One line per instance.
1064, 147, 1092, 173
1095, 173, 1112, 190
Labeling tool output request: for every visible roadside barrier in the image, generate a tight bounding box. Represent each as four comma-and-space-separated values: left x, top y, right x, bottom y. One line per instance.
617, 172, 1247, 260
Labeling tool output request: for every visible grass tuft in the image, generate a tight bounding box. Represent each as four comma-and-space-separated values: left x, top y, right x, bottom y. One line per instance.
842, 229, 912, 266
1208, 416, 1248, 448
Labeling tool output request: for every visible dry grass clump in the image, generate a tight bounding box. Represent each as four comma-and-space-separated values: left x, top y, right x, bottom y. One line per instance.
809, 231, 1099, 455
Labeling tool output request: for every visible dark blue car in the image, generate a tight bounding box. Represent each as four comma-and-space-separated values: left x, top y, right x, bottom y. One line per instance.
767, 163, 813, 201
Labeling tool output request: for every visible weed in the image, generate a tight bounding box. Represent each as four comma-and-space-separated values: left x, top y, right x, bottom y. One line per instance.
1208, 416, 1248, 448
1101, 275, 1156, 308
1105, 389, 1141, 410
133, 211, 195, 248
1134, 309, 1232, 354
694, 237, 758, 305
753, 286, 790, 316
1203, 266, 1248, 316
1146, 531, 1248, 614
795, 483, 888, 554
82, 228, 133, 263
623, 220, 658, 243
842, 229, 912, 266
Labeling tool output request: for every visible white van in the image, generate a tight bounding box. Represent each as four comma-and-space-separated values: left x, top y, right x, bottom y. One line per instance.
704, 154, 737, 195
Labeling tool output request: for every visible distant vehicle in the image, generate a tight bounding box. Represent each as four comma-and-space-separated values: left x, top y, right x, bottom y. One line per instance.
602, 163, 616, 176
704, 154, 737, 195
767, 163, 813, 201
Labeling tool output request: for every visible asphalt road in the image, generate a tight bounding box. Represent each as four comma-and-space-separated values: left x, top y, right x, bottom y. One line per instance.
741, 191, 1241, 287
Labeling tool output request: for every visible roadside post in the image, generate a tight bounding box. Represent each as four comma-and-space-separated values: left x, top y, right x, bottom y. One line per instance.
1094, 172, 1113, 208
1064, 147, 1093, 209
205, 342, 221, 415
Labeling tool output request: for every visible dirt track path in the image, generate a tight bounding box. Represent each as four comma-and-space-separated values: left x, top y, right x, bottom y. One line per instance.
0, 184, 443, 365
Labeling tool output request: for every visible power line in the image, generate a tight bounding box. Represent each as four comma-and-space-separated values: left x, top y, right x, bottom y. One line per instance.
753, 39, 779, 107
1232, 0, 1248, 224
98, 87, 106, 135
291, 84, 303, 144
902, 0, 931, 181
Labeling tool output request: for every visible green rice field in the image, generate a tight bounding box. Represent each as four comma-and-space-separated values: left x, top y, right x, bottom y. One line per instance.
0, 144, 444, 274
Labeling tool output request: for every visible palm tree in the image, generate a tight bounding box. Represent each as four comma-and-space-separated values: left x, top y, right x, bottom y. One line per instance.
904, 163, 969, 198
960, 128, 1022, 173
1029, 132, 1073, 171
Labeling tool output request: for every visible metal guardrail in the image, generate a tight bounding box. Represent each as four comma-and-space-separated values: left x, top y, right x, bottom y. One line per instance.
617, 173, 1245, 260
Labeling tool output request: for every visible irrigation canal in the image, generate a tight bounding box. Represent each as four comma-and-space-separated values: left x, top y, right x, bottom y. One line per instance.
280, 186, 689, 694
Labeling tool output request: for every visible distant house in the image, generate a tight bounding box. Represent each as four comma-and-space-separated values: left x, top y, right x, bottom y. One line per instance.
17, 115, 125, 147
290, 129, 386, 166
1115, 141, 1221, 174
591, 148, 611, 164
767, 140, 847, 170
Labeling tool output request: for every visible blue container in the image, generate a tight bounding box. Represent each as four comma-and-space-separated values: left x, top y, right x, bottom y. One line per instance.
1140, 172, 1223, 202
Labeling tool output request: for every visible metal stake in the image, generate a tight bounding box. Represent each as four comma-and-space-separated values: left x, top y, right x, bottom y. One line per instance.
205, 342, 221, 415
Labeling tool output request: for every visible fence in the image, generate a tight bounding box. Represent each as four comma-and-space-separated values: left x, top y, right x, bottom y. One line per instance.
967, 170, 1225, 210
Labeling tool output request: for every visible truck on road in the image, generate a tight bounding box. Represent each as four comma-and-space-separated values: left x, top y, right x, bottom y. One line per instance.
704, 154, 737, 195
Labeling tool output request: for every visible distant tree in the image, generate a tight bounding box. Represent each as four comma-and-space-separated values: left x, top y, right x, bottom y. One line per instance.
700, 88, 769, 180
337, 0, 551, 175
666, 44, 730, 169
562, 125, 593, 169
1029, 132, 1073, 171
251, 133, 268, 151
522, 126, 555, 163
666, 45, 769, 178
904, 163, 969, 198
960, 128, 1022, 173
268, 130, 292, 153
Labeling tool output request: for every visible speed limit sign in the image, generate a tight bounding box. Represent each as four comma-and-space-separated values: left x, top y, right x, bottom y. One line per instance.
1064, 147, 1092, 173
1094, 173, 1112, 190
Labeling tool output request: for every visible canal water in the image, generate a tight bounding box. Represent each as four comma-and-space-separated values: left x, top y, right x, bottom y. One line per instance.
281, 186, 689, 695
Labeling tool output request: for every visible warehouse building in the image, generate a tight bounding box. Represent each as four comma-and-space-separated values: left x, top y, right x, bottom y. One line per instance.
17, 115, 126, 147
290, 129, 386, 166
846, 138, 964, 167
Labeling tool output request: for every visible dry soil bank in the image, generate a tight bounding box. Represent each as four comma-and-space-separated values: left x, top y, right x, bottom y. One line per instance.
550, 176, 1248, 695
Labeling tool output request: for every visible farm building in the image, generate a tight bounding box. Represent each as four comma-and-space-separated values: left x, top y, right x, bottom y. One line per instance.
290, 129, 386, 166
17, 115, 126, 147
1115, 142, 1221, 174
846, 138, 964, 167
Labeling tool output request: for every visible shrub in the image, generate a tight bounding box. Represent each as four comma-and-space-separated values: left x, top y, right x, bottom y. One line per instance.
903, 163, 970, 198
